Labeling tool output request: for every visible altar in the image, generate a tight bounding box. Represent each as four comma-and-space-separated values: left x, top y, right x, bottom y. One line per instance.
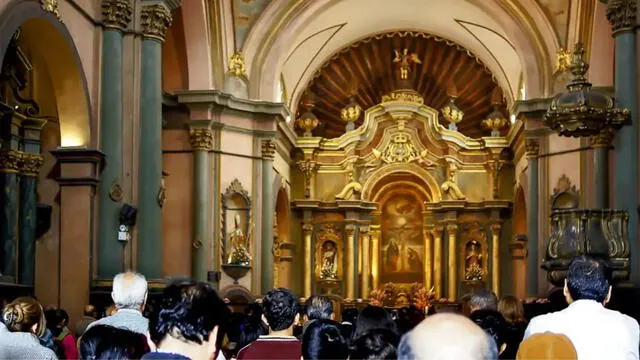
291, 47, 514, 302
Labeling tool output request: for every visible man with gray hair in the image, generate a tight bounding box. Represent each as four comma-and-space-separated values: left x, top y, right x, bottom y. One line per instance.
87, 271, 149, 335
398, 313, 497, 360
469, 289, 506, 354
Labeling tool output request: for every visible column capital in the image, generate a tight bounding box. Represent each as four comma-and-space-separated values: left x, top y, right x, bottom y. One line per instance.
446, 223, 458, 232
261, 139, 276, 160
606, 0, 637, 35
0, 149, 22, 174
589, 128, 616, 149
102, 0, 133, 31
525, 138, 540, 159
359, 226, 370, 234
140, 3, 173, 42
490, 223, 502, 234
345, 224, 357, 233
20, 153, 44, 177
302, 223, 314, 233
189, 128, 213, 151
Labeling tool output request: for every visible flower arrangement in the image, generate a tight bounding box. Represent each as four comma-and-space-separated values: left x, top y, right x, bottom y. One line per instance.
465, 263, 483, 281
369, 289, 386, 307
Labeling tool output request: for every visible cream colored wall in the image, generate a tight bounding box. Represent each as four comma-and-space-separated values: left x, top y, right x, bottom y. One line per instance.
547, 134, 581, 197
274, 151, 291, 184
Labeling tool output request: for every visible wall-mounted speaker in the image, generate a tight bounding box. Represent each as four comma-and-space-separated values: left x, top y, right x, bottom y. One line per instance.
119, 204, 138, 227
36, 204, 52, 239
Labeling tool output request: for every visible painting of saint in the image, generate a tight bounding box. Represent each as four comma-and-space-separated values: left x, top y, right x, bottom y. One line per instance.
380, 193, 425, 283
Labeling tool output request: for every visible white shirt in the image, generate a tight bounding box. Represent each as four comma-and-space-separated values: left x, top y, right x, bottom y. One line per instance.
524, 299, 639, 360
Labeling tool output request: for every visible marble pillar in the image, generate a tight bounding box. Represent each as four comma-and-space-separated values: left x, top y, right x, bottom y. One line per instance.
97, 0, 132, 278
525, 139, 540, 296
138, 3, 172, 279
261, 139, 276, 294
446, 224, 458, 300
189, 128, 213, 281
490, 223, 502, 296
302, 222, 313, 297
590, 130, 615, 208
607, 0, 639, 277
360, 226, 371, 298
0, 105, 20, 281
431, 226, 443, 299
18, 119, 45, 286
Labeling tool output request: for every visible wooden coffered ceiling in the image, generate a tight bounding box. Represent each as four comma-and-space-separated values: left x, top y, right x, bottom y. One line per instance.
298, 31, 508, 139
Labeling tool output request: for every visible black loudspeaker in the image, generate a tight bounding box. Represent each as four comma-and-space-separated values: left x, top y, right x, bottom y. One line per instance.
36, 204, 52, 239
119, 204, 138, 227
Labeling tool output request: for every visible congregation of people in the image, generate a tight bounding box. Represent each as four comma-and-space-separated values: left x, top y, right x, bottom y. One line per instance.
0, 256, 638, 359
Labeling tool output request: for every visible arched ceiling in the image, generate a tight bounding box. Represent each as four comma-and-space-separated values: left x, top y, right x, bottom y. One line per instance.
300, 32, 508, 139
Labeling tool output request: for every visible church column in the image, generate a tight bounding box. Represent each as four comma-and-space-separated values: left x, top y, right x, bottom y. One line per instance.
446, 224, 458, 300
360, 226, 371, 298
525, 138, 540, 296
370, 224, 381, 291
18, 119, 45, 286
431, 225, 444, 299
302, 222, 313, 297
590, 130, 614, 208
97, 0, 132, 278
490, 223, 502, 296
0, 106, 20, 280
423, 227, 433, 290
137, 2, 172, 278
261, 139, 276, 294
607, 0, 639, 276
345, 224, 356, 299
189, 128, 213, 281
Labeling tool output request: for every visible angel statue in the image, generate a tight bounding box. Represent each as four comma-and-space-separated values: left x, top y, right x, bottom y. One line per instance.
393, 49, 422, 80
227, 214, 251, 266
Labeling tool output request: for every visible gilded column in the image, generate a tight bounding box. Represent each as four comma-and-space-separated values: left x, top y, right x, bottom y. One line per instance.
525, 138, 539, 296
18, 119, 45, 286
138, 3, 172, 278
0, 105, 20, 280
590, 130, 615, 208
431, 226, 443, 299
98, 0, 132, 278
261, 139, 276, 294
446, 224, 458, 300
345, 225, 356, 299
189, 128, 212, 281
490, 223, 502, 296
607, 0, 639, 277
370, 224, 381, 291
360, 226, 371, 298
302, 223, 313, 297
423, 228, 433, 289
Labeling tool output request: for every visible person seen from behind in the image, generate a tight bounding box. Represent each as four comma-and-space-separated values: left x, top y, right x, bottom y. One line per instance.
302, 319, 348, 360
498, 295, 528, 359
0, 297, 57, 360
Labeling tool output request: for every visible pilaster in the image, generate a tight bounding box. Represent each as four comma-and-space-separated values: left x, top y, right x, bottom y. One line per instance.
359, 226, 371, 298
431, 225, 444, 299
590, 129, 615, 208
525, 138, 540, 296
261, 139, 276, 294
189, 128, 213, 281
302, 222, 313, 297
345, 224, 356, 299
490, 223, 502, 296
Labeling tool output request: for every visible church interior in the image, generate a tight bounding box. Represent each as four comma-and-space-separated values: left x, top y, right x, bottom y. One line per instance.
0, 0, 638, 326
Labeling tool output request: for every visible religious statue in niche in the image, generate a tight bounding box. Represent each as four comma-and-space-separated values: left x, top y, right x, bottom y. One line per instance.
227, 214, 251, 266
320, 240, 338, 280
441, 161, 466, 200
464, 240, 484, 281
393, 48, 422, 80
335, 172, 362, 200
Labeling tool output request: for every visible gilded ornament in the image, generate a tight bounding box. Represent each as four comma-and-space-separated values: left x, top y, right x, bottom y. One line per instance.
226, 179, 249, 198
589, 128, 616, 149
102, 0, 132, 30
140, 3, 172, 42
554, 48, 572, 74
40, 0, 61, 20
525, 139, 539, 158
335, 172, 362, 200
606, 0, 637, 35
20, 153, 44, 177
296, 92, 319, 137
189, 128, 213, 151
393, 48, 422, 80
228, 52, 247, 78
481, 89, 509, 137
341, 102, 362, 124
380, 133, 420, 164
296, 159, 317, 199
109, 180, 124, 202
381, 90, 424, 105
440, 161, 465, 200
441, 97, 464, 130
0, 150, 22, 174
261, 139, 276, 160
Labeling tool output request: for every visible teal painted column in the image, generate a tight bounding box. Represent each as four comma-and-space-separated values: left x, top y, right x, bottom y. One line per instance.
189, 128, 213, 281
590, 131, 614, 209
261, 139, 276, 294
607, 1, 639, 278
0, 105, 20, 281
98, 0, 132, 278
138, 3, 172, 279
18, 119, 46, 286
525, 139, 539, 297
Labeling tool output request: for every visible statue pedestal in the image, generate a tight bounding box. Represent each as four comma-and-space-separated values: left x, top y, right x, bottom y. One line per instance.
221, 264, 251, 284
461, 280, 485, 296
317, 279, 342, 296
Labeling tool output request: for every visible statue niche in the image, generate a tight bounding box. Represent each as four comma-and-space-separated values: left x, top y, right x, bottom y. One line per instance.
315, 224, 343, 294
460, 223, 489, 287
221, 179, 252, 283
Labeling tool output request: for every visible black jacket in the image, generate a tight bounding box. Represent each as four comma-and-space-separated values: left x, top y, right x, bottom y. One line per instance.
470, 309, 508, 357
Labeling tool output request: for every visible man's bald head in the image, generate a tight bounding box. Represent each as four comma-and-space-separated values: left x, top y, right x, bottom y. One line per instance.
398, 313, 497, 360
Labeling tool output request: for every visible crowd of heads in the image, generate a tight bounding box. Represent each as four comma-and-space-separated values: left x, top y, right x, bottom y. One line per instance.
0, 256, 635, 360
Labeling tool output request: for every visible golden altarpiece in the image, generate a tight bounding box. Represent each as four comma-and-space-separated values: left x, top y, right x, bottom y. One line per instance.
292, 67, 514, 303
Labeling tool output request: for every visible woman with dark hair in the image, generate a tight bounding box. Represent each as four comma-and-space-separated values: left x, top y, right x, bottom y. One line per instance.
45, 308, 78, 359
80, 324, 149, 359
349, 328, 399, 360
236, 302, 268, 352
499, 296, 528, 359
350, 306, 398, 344
302, 319, 348, 360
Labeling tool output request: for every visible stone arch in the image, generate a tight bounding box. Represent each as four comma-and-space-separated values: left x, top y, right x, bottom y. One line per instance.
362, 163, 441, 202
0, 0, 92, 147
